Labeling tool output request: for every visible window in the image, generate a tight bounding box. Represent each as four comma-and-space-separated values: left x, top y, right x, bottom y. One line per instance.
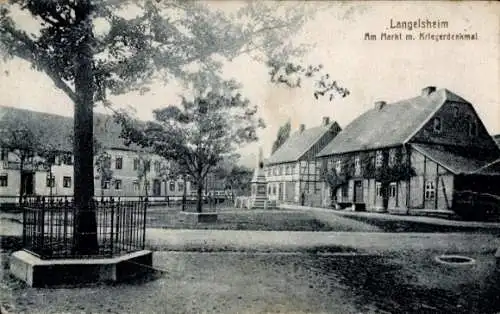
286, 166, 291, 175
63, 176, 72, 188
425, 181, 435, 200
102, 180, 110, 189
453, 106, 459, 118
433, 117, 442, 133
375, 151, 384, 168
354, 156, 361, 176
169, 181, 175, 192
375, 182, 382, 197
115, 157, 123, 169
1, 149, 8, 161
154, 161, 161, 172
300, 163, 307, 174
114, 179, 122, 190
46, 175, 55, 188
0, 174, 7, 187
272, 185, 276, 195
469, 121, 478, 136
389, 182, 397, 198
335, 160, 342, 173
133, 181, 139, 191
133, 158, 139, 170
61, 153, 73, 165
388, 149, 397, 167
178, 181, 184, 192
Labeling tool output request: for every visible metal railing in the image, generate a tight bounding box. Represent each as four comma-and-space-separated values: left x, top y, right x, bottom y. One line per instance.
21, 196, 148, 259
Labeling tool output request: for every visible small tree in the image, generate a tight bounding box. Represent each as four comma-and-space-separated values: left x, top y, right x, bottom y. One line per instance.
136, 153, 151, 198
95, 151, 113, 198
116, 88, 263, 213
37, 149, 58, 197
227, 165, 253, 198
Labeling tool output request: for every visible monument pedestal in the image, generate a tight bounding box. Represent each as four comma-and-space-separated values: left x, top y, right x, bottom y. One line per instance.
10, 250, 153, 287
250, 160, 275, 209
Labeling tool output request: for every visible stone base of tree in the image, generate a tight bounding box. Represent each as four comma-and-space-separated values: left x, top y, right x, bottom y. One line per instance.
9, 250, 153, 287
178, 211, 218, 224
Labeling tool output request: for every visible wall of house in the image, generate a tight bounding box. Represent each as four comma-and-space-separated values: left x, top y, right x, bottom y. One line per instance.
265, 159, 325, 206
0, 147, 194, 202
265, 161, 300, 203
320, 146, 455, 212
265, 123, 341, 207
34, 164, 73, 196
408, 149, 454, 211
0, 169, 21, 203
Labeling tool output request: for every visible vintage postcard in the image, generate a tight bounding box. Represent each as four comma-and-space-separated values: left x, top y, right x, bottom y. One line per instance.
0, 1, 499, 313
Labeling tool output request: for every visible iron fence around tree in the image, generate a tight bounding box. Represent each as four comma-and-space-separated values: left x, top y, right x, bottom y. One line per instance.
21, 196, 148, 259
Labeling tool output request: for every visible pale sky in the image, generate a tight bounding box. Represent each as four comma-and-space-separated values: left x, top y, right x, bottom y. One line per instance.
0, 1, 499, 168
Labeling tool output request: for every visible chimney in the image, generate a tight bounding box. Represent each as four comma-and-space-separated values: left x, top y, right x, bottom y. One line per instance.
322, 117, 330, 126
299, 124, 305, 133
374, 101, 387, 110
421, 86, 436, 96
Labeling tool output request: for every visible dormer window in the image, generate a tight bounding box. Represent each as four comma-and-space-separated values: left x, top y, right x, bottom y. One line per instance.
453, 106, 459, 118
469, 120, 478, 136
433, 117, 442, 133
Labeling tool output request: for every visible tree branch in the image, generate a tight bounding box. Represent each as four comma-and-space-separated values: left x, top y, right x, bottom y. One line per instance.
1, 22, 77, 103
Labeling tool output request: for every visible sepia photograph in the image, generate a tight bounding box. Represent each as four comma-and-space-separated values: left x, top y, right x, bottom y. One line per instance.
0, 1, 499, 313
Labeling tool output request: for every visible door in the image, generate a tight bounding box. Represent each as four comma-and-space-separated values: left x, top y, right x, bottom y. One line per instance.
278, 183, 283, 201
21, 172, 34, 196
153, 179, 161, 196
285, 182, 294, 202
388, 182, 398, 209
353, 180, 363, 203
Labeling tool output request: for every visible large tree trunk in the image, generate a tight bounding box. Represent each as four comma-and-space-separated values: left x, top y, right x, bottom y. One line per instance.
73, 10, 98, 255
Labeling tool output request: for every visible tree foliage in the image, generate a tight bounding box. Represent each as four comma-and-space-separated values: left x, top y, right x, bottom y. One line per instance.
211, 155, 253, 197
271, 119, 291, 154
0, 1, 346, 105
115, 88, 262, 212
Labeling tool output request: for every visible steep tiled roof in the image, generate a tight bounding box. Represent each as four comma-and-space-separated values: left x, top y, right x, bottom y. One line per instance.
0, 106, 135, 152
412, 144, 500, 175
266, 122, 339, 165
317, 89, 467, 157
